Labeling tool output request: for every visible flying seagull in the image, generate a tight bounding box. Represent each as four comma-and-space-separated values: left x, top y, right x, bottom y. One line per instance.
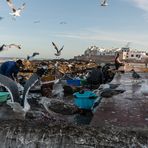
60, 21, 67, 25
0, 17, 4, 20
34, 20, 40, 24
6, 0, 26, 17
52, 42, 64, 56
8, 44, 21, 49
101, 0, 108, 6
0, 44, 6, 52
27, 52, 40, 60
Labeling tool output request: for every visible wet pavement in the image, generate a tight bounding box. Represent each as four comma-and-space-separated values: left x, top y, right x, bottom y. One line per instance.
91, 72, 148, 127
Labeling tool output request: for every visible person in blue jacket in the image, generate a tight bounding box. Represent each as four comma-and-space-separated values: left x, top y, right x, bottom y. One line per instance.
0, 59, 23, 81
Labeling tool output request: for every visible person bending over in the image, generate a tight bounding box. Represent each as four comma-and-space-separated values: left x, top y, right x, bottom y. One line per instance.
0, 59, 23, 81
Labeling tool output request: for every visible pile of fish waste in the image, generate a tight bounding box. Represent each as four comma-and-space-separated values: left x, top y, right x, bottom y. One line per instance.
39, 97, 78, 115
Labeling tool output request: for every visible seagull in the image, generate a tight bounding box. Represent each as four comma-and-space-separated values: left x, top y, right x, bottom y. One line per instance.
7, 98, 30, 117
34, 20, 40, 24
60, 21, 67, 25
0, 44, 6, 52
0, 17, 4, 20
8, 44, 21, 49
6, 0, 26, 17
101, 0, 108, 6
131, 69, 141, 79
52, 42, 64, 56
27, 52, 40, 60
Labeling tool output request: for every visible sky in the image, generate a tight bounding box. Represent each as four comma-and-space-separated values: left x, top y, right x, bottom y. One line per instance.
0, 0, 148, 59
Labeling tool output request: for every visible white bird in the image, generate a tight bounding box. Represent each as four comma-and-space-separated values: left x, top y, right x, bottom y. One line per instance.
8, 44, 21, 49
7, 97, 30, 117
6, 74, 40, 117
6, 0, 25, 17
52, 42, 64, 56
101, 0, 108, 6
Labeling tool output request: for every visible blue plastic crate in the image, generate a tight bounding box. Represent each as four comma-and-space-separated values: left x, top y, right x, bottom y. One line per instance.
67, 79, 81, 86
73, 91, 98, 110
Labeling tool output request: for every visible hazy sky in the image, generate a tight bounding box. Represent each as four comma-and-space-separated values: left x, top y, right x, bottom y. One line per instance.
0, 0, 148, 59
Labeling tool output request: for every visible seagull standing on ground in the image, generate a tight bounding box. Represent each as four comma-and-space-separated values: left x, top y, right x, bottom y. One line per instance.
131, 69, 141, 79
6, 0, 25, 17
52, 42, 64, 56
101, 0, 108, 6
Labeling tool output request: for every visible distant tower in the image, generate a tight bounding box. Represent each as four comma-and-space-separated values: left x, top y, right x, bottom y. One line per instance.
120, 42, 131, 60
121, 42, 131, 52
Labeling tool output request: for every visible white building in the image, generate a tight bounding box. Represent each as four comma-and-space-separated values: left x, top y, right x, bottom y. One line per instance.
75, 45, 148, 62
84, 46, 119, 57
121, 47, 147, 61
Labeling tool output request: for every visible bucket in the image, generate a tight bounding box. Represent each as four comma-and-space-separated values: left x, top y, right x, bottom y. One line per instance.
73, 91, 98, 110
0, 92, 10, 102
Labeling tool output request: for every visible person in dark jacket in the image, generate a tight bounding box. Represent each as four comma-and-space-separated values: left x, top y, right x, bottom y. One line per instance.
0, 59, 23, 81
86, 65, 104, 86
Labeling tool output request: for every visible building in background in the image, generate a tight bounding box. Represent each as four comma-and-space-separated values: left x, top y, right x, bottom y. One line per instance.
74, 45, 148, 63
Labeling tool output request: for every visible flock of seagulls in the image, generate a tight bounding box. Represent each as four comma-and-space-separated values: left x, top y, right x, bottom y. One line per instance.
3, 0, 107, 18
0, 42, 64, 58
0, 0, 108, 58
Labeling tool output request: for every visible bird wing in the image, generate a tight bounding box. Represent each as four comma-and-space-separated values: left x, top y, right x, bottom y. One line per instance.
0, 44, 6, 52
7, 101, 24, 113
32, 52, 39, 57
55, 53, 60, 56
6, 0, 16, 12
101, 0, 108, 5
18, 3, 25, 11
52, 42, 59, 52
27, 56, 30, 60
8, 44, 21, 49
58, 45, 64, 53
